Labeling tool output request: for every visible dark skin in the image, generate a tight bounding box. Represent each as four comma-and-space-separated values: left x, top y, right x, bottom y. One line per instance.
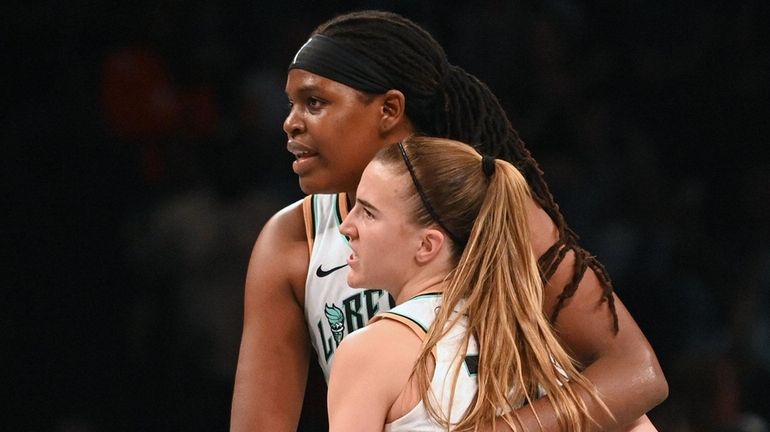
506, 250, 665, 431
230, 70, 667, 431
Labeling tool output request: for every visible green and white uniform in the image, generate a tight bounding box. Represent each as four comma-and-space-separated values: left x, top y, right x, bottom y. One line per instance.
371, 293, 480, 432
302, 193, 395, 380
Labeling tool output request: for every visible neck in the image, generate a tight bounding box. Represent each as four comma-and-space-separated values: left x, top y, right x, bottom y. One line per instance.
391, 273, 448, 305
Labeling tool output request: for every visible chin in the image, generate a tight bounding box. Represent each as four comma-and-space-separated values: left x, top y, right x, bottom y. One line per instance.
346, 274, 367, 289
299, 179, 340, 196
297, 178, 319, 195
300, 172, 357, 195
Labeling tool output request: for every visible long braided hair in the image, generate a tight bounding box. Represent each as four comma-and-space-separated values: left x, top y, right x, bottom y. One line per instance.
314, 10, 617, 329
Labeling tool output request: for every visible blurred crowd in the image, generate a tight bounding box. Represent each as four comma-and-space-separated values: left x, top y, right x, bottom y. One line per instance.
6, 1, 769, 431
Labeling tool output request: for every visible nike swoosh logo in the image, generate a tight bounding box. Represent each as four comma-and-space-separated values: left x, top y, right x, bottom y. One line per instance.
316, 264, 348, 278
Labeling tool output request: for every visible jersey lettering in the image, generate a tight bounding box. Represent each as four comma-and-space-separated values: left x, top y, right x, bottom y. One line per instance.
343, 294, 364, 333
317, 320, 334, 360
315, 289, 395, 362
365, 288, 396, 317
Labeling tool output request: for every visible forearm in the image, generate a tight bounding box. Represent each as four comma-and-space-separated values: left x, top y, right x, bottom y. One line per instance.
509, 260, 668, 431
497, 413, 658, 432
502, 371, 664, 431
576, 346, 667, 430
484, 336, 667, 431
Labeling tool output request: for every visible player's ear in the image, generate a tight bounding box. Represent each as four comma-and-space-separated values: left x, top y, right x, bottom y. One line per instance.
415, 228, 446, 264
379, 89, 407, 134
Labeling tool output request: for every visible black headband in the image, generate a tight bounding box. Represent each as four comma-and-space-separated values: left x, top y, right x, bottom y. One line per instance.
289, 35, 393, 94
397, 142, 463, 246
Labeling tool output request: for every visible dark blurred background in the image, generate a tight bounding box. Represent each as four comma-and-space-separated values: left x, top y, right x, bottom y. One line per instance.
5, 1, 769, 431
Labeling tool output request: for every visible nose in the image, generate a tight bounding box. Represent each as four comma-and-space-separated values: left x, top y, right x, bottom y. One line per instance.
339, 216, 354, 241
283, 106, 304, 138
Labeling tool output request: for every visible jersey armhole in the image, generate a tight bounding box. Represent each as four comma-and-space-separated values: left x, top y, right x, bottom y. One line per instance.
302, 195, 315, 254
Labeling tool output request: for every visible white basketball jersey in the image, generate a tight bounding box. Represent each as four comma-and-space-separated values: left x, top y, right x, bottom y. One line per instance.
303, 193, 395, 381
379, 294, 560, 430
372, 293, 480, 432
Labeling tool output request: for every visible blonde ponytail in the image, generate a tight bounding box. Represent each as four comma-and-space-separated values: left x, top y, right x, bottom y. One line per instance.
377, 136, 612, 431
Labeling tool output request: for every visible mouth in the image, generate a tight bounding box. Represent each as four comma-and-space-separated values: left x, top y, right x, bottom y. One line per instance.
287, 141, 319, 174
346, 249, 359, 267
293, 150, 315, 160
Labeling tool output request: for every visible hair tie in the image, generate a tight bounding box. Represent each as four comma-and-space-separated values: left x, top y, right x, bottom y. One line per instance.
482, 155, 496, 177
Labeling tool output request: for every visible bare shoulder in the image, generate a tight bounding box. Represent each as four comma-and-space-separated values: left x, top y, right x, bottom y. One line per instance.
255, 198, 307, 246
522, 193, 621, 362
331, 318, 423, 395
246, 198, 309, 306
335, 319, 422, 364
523, 195, 560, 259
521, 192, 608, 318
327, 319, 423, 431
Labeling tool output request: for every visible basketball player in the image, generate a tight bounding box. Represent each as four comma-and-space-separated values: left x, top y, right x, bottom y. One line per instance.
330, 136, 612, 431
230, 10, 666, 431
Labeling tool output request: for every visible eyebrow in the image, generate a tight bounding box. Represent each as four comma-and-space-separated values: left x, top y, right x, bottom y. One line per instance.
356, 197, 379, 213
287, 83, 321, 97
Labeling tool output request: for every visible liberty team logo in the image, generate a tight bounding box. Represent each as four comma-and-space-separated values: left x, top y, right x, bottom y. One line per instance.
324, 303, 345, 345
315, 290, 395, 362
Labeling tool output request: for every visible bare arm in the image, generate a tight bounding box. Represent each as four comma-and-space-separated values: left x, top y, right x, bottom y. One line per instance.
230, 201, 312, 432
484, 202, 667, 431
327, 322, 419, 432
494, 259, 667, 431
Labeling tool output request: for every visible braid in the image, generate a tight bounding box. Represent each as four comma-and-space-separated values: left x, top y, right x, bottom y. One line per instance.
314, 10, 617, 331
440, 65, 617, 331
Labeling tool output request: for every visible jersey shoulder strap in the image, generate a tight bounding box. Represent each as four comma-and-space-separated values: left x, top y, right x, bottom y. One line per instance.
369, 293, 444, 342
371, 311, 429, 342
302, 195, 315, 254
302, 193, 351, 255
